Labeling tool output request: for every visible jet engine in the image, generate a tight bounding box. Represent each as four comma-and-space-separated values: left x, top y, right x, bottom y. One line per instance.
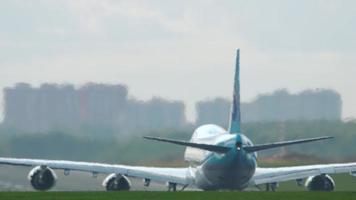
102, 173, 131, 191
28, 166, 57, 191
305, 174, 335, 191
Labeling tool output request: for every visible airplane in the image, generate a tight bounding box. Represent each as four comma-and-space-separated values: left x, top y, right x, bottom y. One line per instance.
1, 49, 356, 192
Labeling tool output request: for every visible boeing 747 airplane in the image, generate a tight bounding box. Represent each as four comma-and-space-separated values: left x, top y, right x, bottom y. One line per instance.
1, 49, 356, 191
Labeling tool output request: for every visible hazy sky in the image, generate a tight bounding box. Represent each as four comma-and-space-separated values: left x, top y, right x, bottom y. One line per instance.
0, 0, 355, 121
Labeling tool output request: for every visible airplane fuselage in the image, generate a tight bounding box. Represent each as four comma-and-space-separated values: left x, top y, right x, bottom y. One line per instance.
185, 124, 257, 190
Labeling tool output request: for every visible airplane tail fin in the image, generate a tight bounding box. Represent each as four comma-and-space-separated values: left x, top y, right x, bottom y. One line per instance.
228, 49, 241, 133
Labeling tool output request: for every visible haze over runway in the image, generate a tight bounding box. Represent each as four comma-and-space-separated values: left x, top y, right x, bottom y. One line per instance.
0, 0, 355, 121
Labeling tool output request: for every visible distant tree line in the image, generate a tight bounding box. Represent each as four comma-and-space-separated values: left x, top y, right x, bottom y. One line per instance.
1, 120, 356, 163
2, 83, 342, 134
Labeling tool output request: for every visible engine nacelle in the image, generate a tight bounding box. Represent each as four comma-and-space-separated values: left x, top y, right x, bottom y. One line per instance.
305, 174, 335, 191
28, 166, 57, 191
102, 173, 131, 191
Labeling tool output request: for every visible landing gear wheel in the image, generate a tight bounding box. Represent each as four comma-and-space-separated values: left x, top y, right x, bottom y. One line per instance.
167, 182, 177, 191
266, 182, 278, 191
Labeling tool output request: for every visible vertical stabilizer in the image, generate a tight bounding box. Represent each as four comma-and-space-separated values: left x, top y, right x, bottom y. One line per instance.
228, 49, 241, 133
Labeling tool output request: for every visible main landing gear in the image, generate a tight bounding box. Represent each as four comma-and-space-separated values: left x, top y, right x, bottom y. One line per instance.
167, 182, 177, 191
266, 182, 278, 191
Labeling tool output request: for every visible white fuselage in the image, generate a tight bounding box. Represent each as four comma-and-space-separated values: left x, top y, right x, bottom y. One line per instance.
185, 124, 257, 190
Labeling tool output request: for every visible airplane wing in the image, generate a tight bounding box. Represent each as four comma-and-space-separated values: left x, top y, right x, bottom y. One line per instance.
250, 162, 356, 185
0, 157, 193, 185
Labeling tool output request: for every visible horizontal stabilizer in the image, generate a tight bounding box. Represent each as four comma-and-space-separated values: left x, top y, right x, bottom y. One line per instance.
143, 136, 231, 153
144, 136, 333, 154
243, 136, 333, 153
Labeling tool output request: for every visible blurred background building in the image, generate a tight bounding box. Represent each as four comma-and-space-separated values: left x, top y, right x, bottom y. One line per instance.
3, 83, 186, 133
2, 83, 341, 133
